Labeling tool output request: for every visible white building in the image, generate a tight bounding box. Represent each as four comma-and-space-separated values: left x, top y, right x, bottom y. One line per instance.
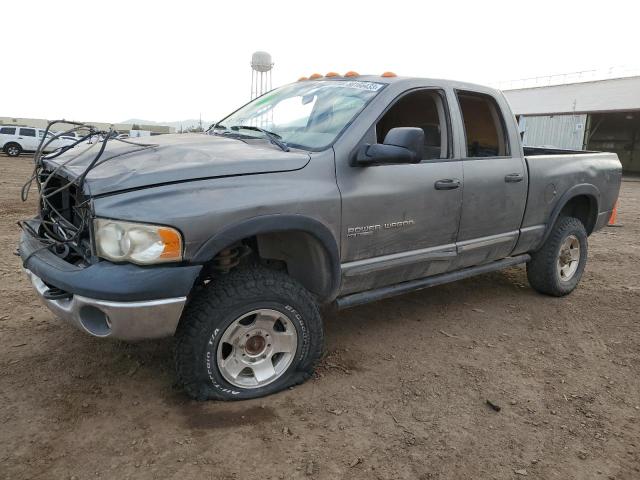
503, 75, 640, 173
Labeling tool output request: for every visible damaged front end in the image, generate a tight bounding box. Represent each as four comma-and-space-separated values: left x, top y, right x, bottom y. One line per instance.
19, 120, 111, 266
26, 167, 94, 265
17, 121, 201, 341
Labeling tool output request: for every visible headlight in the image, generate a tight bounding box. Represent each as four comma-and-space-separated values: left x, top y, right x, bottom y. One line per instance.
94, 219, 183, 265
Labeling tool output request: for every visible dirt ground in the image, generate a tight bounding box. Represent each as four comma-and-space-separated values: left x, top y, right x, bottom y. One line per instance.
0, 154, 638, 480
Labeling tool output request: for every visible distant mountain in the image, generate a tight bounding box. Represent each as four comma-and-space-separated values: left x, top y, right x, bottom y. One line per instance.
121, 118, 215, 131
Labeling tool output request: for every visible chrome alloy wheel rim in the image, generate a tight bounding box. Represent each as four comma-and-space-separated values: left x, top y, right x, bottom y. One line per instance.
7, 146, 19, 156
557, 234, 580, 281
216, 308, 298, 389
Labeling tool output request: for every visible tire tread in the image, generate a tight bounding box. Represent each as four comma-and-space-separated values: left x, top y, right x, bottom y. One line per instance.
174, 267, 323, 401
527, 216, 587, 297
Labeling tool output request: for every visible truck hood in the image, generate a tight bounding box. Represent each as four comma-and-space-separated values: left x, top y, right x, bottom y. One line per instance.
45, 133, 311, 196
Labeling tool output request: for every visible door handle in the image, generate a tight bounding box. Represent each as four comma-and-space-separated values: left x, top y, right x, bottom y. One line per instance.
505, 173, 524, 183
434, 179, 461, 190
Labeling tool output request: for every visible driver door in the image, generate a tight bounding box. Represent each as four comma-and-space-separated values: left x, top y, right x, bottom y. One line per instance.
337, 89, 463, 295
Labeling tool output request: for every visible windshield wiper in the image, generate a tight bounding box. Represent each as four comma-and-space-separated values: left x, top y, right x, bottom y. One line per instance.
230, 125, 290, 152
206, 120, 226, 133
207, 123, 251, 144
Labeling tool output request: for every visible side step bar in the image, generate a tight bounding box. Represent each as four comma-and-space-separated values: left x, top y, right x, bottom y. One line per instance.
336, 254, 531, 310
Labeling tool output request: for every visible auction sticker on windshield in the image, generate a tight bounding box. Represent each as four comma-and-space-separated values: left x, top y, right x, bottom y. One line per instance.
318, 81, 384, 91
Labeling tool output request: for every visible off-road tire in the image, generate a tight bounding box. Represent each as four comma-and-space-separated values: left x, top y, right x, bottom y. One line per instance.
527, 216, 588, 296
174, 267, 323, 401
4, 143, 22, 157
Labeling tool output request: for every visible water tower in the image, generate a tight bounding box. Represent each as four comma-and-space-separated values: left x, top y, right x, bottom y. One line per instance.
251, 51, 274, 99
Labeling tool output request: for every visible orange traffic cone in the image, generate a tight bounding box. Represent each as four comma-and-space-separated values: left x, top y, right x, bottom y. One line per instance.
608, 200, 619, 226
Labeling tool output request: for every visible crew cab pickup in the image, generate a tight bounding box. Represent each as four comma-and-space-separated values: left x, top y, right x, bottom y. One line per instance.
19, 74, 622, 400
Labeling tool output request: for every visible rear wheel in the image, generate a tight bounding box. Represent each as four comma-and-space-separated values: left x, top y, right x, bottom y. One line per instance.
175, 267, 323, 400
4, 143, 21, 157
527, 216, 588, 296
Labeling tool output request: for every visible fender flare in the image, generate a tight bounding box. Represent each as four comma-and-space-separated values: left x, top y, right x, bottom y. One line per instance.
540, 183, 600, 246
192, 214, 341, 302
3, 141, 21, 150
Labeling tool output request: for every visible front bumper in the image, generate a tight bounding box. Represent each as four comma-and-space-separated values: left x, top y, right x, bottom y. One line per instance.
19, 225, 202, 341
25, 269, 186, 340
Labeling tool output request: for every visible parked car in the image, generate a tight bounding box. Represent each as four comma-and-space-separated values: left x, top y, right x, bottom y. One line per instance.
19, 74, 622, 400
54, 131, 82, 142
1, 126, 75, 156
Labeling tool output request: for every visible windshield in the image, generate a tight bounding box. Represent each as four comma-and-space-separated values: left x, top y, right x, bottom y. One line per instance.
213, 80, 385, 150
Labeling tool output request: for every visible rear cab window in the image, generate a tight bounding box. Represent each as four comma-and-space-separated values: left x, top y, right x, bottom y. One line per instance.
457, 91, 509, 158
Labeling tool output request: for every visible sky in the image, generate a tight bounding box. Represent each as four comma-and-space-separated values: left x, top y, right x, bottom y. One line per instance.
3, 0, 638, 124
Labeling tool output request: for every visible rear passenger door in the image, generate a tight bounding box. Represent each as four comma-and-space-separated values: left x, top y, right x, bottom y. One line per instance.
454, 91, 527, 268
18, 128, 38, 151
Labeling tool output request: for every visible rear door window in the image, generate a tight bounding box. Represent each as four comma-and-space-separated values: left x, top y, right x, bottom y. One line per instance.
1, 127, 16, 134
19, 128, 36, 137
457, 92, 509, 157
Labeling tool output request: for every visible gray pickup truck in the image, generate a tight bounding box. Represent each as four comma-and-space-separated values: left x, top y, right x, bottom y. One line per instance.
19, 74, 621, 400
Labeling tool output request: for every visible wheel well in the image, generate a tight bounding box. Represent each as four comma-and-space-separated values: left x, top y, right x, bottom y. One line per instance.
3, 142, 20, 150
559, 195, 598, 234
205, 230, 337, 303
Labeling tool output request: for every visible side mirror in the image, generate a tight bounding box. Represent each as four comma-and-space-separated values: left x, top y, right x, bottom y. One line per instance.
355, 127, 424, 166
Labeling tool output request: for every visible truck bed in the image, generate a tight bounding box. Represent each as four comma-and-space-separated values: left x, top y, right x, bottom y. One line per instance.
514, 149, 622, 255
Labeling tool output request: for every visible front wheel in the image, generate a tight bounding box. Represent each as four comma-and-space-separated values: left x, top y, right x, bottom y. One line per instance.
174, 267, 323, 400
527, 216, 588, 296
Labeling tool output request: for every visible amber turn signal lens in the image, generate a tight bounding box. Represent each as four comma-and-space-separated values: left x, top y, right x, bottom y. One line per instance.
381, 71, 397, 77
158, 227, 182, 259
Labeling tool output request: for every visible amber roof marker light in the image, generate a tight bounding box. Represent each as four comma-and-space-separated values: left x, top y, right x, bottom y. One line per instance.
344, 71, 360, 77
309, 73, 323, 79
381, 71, 397, 77
297, 76, 308, 81
325, 72, 340, 77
